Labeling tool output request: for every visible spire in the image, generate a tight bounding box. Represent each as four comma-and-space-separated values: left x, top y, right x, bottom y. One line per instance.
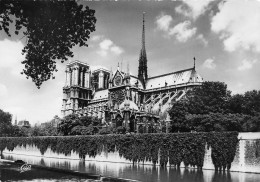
138, 12, 148, 88
142, 12, 146, 53
193, 57, 196, 69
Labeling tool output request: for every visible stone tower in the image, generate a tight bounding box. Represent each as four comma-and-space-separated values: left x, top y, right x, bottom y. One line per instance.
61, 60, 92, 117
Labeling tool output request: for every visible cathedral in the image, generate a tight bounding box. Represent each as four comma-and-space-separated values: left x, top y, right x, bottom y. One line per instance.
61, 13, 203, 133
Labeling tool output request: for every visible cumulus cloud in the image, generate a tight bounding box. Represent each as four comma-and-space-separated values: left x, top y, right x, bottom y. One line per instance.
155, 14, 197, 42
155, 14, 173, 31
238, 59, 257, 71
175, 0, 212, 20
111, 46, 123, 55
211, 0, 260, 53
203, 58, 216, 69
169, 21, 197, 42
97, 39, 123, 57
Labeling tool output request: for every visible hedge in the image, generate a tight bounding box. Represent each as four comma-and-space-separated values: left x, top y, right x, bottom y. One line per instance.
0, 132, 239, 170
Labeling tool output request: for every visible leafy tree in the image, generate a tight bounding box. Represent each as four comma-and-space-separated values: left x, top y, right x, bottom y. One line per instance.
80, 116, 94, 127
71, 125, 84, 135
243, 90, 260, 115
0, 1, 96, 88
241, 114, 260, 132
228, 94, 244, 114
30, 125, 45, 136
168, 82, 232, 132
58, 114, 80, 135
10, 125, 27, 137
186, 81, 231, 114
42, 122, 58, 136
168, 99, 189, 132
0, 109, 13, 136
81, 124, 95, 135
98, 126, 113, 135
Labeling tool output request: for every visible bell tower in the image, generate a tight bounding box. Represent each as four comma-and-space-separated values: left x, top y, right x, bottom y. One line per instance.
138, 12, 148, 88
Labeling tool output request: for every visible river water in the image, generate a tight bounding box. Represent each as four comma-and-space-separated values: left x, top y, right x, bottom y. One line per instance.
2, 153, 260, 182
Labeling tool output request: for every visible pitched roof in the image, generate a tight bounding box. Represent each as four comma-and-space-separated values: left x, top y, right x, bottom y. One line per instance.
130, 75, 144, 89
145, 68, 203, 90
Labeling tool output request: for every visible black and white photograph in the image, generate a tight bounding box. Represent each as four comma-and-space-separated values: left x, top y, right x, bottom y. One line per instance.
0, 0, 260, 181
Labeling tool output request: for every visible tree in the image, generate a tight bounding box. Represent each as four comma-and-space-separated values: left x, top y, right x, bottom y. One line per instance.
0, 109, 13, 136
243, 90, 260, 116
228, 94, 244, 114
168, 99, 189, 132
80, 116, 94, 127
11, 125, 27, 137
58, 114, 80, 135
0, 1, 96, 88
186, 81, 231, 114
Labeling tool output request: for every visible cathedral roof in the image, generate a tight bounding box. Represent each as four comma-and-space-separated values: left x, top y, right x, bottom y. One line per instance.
130, 75, 144, 89
145, 68, 203, 90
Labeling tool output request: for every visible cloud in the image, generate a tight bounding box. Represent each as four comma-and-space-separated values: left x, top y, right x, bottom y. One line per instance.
0, 39, 24, 68
155, 14, 173, 31
91, 35, 104, 42
97, 39, 123, 57
0, 83, 8, 97
211, 0, 260, 53
175, 0, 212, 20
196, 34, 208, 46
203, 58, 216, 69
238, 59, 257, 71
111, 46, 123, 55
99, 39, 113, 50
169, 21, 197, 42
155, 14, 197, 42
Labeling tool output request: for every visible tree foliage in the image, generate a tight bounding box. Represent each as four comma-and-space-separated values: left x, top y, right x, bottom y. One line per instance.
58, 114, 101, 136
0, 109, 13, 137
0, 0, 96, 87
0, 132, 239, 170
169, 82, 260, 132
228, 90, 260, 116
185, 81, 231, 114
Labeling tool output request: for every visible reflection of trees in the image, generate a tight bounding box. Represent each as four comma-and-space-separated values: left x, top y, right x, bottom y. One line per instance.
180, 169, 205, 182
40, 158, 45, 166
167, 168, 181, 181
211, 170, 231, 182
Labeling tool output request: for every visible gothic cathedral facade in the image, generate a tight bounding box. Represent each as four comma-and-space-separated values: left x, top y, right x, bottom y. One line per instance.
61, 13, 203, 133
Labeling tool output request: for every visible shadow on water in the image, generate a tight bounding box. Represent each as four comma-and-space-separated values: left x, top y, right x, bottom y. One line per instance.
2, 154, 260, 182
0, 162, 94, 182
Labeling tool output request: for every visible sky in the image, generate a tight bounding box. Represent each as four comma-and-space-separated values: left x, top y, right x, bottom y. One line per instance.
0, 0, 260, 125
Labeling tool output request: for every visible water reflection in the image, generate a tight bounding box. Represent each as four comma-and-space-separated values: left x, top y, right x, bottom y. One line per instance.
3, 153, 260, 182
0, 162, 95, 182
